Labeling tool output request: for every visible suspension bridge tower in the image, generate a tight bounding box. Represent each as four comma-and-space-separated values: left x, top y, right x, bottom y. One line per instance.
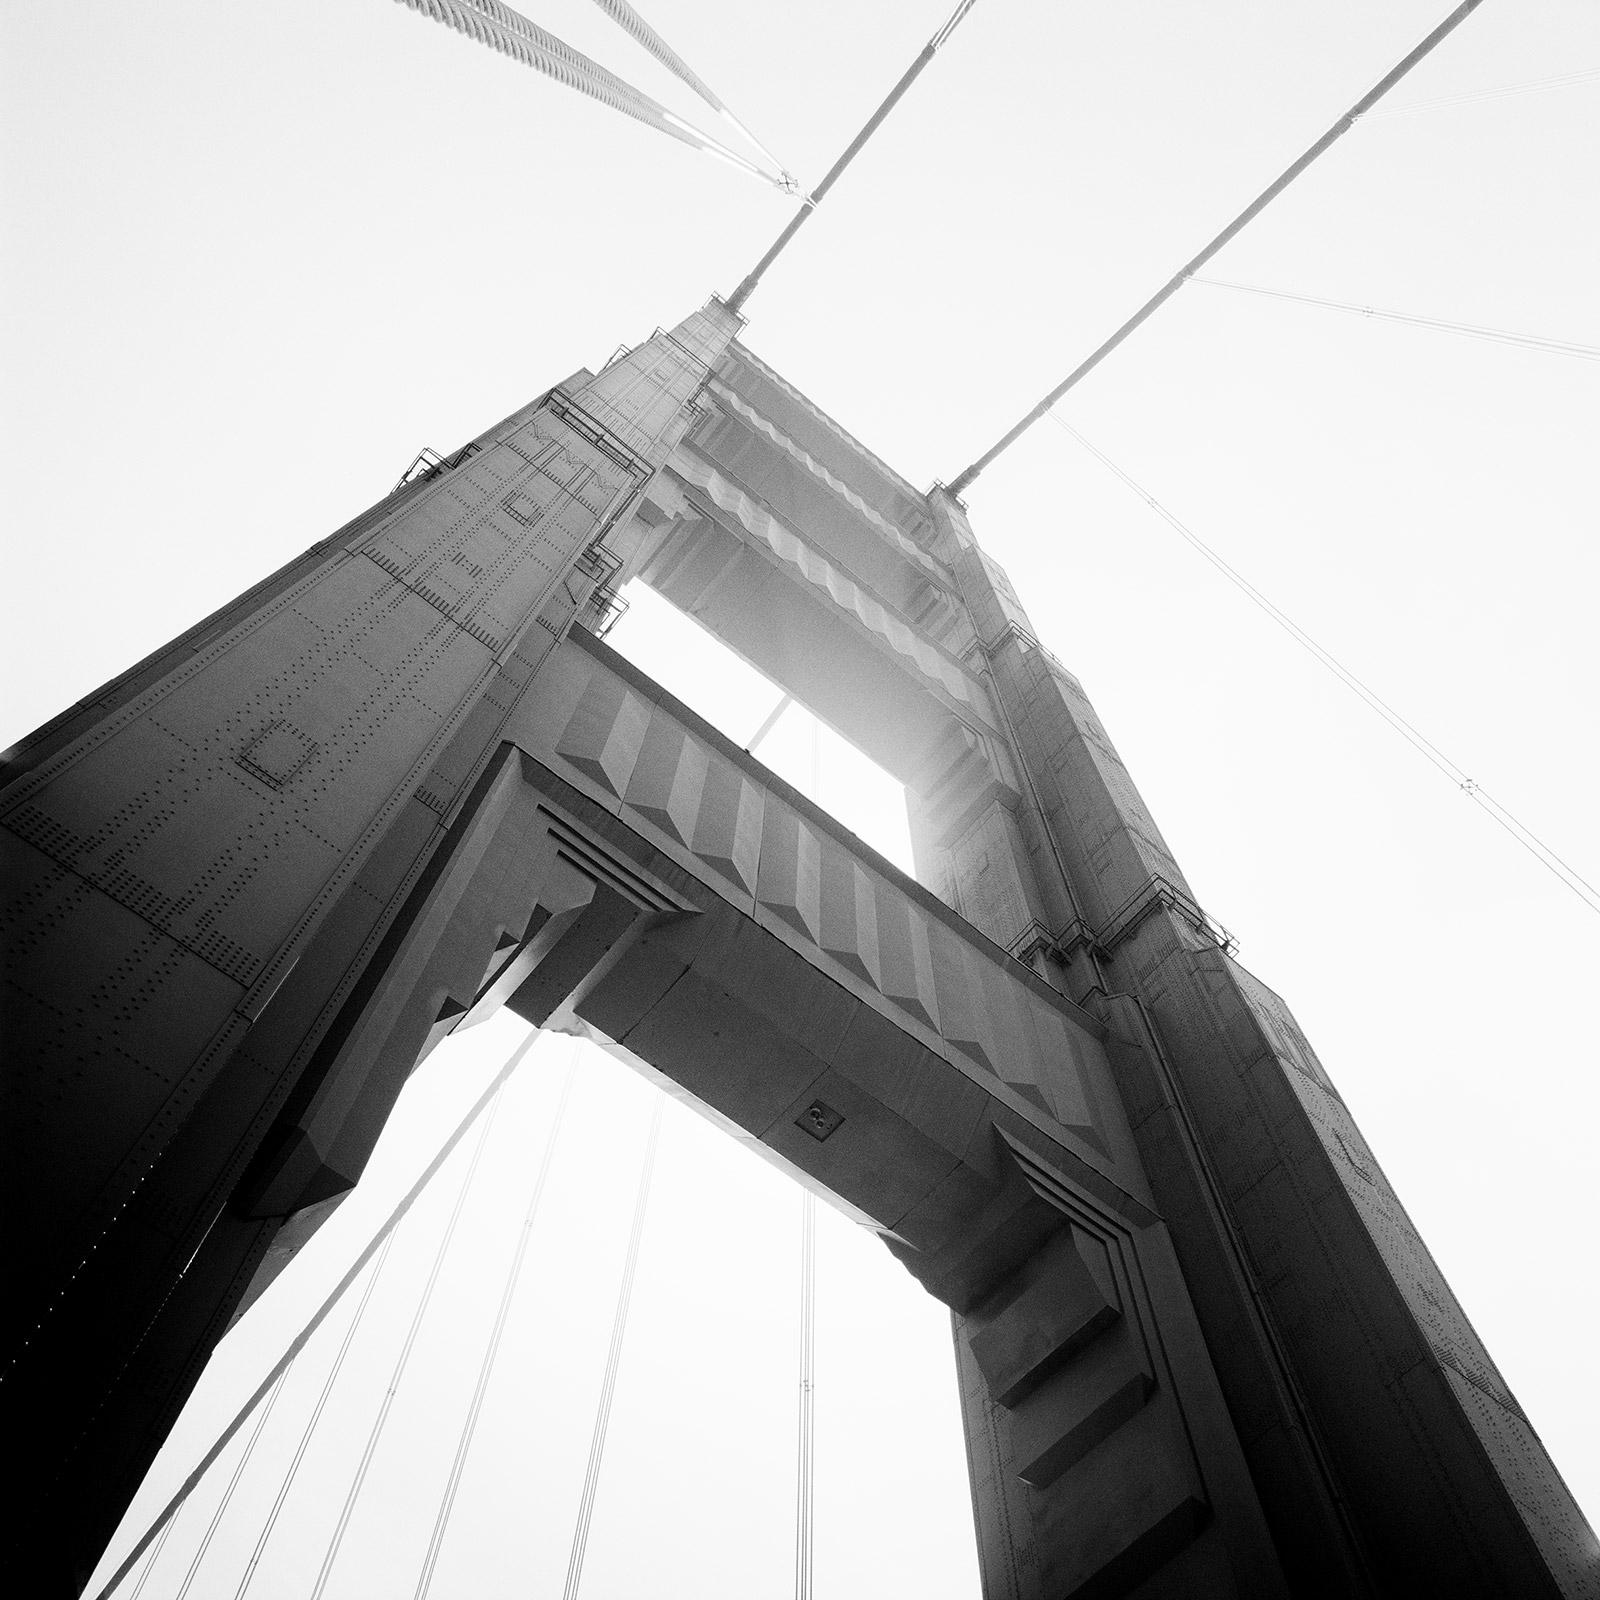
3, 301, 1597, 1598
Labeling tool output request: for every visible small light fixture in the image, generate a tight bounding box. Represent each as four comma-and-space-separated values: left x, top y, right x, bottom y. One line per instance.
796, 1101, 844, 1142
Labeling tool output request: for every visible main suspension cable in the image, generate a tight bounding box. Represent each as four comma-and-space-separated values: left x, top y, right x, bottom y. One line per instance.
1359, 64, 1600, 119
1049, 411, 1600, 918
172, 1368, 291, 1600
126, 1496, 182, 1600
1188, 275, 1600, 361
562, 1095, 665, 1600
581, 0, 797, 187
947, 0, 1488, 493
393, 0, 790, 190
86, 1028, 538, 1600
414, 1049, 579, 1600
310, 1072, 513, 1600
233, 1234, 398, 1599
726, 0, 985, 311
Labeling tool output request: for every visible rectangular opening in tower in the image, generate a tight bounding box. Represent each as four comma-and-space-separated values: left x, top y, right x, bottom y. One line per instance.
604, 583, 915, 877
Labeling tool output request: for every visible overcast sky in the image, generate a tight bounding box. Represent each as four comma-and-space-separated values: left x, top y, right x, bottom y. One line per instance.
3, 1, 1597, 1594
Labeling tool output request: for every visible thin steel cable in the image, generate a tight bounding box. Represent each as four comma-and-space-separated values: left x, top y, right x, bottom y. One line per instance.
1189, 275, 1600, 361
126, 1497, 181, 1600
172, 1368, 291, 1600
726, 0, 985, 310
792, 714, 821, 1600
1360, 65, 1600, 118
583, 0, 723, 106
562, 1096, 665, 1600
948, 0, 1488, 492
88, 1031, 543, 1600
393, 0, 789, 189
747, 692, 795, 753
793, 1191, 817, 1600
233, 1234, 398, 1599
413, 1049, 580, 1600
309, 1075, 513, 1600
1050, 412, 1600, 917
580, 0, 797, 186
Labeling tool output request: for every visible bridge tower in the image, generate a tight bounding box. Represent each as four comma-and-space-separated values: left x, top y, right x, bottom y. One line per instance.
3, 302, 1595, 1597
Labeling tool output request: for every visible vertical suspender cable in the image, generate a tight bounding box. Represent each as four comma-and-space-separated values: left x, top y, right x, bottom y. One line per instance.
86, 1030, 542, 1600
127, 1495, 182, 1600
171, 1368, 291, 1600
794, 1191, 817, 1600
1047, 413, 1600, 920
309, 1075, 512, 1600
747, 693, 794, 754
413, 1049, 580, 1599
791, 712, 821, 1600
746, 674, 823, 1600
562, 1096, 665, 1600
233, 1234, 398, 1599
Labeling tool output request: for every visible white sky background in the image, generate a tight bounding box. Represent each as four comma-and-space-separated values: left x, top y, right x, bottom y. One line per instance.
2, 0, 1597, 1592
